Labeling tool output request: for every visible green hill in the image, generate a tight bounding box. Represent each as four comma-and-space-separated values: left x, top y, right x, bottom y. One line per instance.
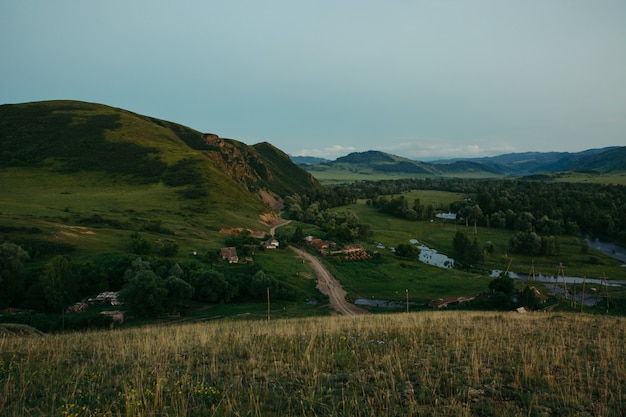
0, 100, 319, 256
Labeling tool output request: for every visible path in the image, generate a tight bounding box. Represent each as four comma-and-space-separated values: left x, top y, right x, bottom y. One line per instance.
289, 245, 368, 315
270, 216, 367, 315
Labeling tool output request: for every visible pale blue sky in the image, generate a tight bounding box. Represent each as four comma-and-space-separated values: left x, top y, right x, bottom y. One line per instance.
2, 1, 625, 160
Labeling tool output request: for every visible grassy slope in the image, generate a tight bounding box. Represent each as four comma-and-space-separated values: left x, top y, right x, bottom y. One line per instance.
1, 311, 624, 416
0, 101, 281, 260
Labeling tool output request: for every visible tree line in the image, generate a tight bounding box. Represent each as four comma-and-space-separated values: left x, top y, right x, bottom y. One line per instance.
284, 178, 625, 260
0, 239, 297, 327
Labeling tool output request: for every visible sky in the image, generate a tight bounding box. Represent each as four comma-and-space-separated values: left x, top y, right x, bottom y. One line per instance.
2, 1, 625, 161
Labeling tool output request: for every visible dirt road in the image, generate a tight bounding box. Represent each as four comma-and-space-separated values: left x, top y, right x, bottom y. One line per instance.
289, 245, 368, 315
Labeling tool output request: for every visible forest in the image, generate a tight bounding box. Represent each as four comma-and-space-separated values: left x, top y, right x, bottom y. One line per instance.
284, 178, 626, 246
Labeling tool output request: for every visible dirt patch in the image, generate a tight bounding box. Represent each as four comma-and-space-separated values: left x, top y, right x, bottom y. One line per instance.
257, 189, 283, 211
58, 225, 96, 235
219, 227, 267, 239
260, 212, 281, 225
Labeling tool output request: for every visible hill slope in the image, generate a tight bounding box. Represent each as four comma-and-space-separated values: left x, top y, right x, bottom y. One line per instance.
0, 100, 319, 254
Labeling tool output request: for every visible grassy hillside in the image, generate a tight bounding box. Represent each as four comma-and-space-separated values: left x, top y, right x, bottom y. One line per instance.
1, 311, 623, 416
0, 100, 319, 259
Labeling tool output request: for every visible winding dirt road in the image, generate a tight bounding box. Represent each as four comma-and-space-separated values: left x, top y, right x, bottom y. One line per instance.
270, 216, 367, 315
289, 245, 368, 315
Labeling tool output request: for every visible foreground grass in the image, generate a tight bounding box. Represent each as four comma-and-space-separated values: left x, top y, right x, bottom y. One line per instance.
1, 312, 624, 416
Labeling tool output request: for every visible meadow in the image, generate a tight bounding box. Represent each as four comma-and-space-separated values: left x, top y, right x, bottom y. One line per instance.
0, 168, 267, 260
1, 311, 624, 416
278, 192, 625, 308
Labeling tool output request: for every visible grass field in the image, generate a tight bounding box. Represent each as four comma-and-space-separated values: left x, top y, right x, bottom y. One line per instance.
1, 311, 624, 416
0, 168, 270, 261
304, 165, 500, 185
305, 164, 626, 186
264, 189, 625, 311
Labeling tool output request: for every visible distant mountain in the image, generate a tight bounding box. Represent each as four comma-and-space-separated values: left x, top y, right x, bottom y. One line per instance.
334, 151, 434, 174
300, 147, 624, 179
437, 147, 621, 175
290, 155, 329, 165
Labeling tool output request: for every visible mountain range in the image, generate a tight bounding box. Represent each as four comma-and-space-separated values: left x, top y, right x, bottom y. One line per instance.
291, 146, 626, 177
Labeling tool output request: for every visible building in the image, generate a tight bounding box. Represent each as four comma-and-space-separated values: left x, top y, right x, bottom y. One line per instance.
220, 247, 239, 263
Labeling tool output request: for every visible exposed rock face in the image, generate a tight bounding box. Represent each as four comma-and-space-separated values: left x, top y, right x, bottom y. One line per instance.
202, 134, 272, 191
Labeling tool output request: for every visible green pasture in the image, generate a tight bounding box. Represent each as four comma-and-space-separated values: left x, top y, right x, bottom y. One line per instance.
324, 199, 625, 305
324, 251, 491, 305
305, 165, 501, 184
306, 164, 626, 185
381, 189, 468, 208
252, 249, 321, 299
0, 168, 270, 260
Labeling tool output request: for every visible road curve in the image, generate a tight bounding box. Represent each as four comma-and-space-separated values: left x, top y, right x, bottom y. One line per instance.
289, 245, 369, 315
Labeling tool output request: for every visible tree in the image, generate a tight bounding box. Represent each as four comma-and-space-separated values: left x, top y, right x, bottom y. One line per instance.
509, 231, 541, 255
191, 269, 232, 303
470, 237, 484, 264
452, 231, 471, 264
488, 274, 515, 295
0, 243, 29, 308
395, 243, 420, 259
40, 255, 78, 312
129, 233, 151, 255
164, 276, 194, 312
119, 270, 168, 317
291, 226, 305, 244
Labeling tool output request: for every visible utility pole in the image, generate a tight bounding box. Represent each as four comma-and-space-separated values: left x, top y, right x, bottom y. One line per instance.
580, 276, 586, 313
406, 289, 409, 313
267, 287, 270, 321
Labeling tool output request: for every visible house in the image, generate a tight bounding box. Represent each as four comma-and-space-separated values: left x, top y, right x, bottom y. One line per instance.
220, 247, 239, 263
88, 292, 122, 306
100, 310, 125, 324
529, 286, 549, 303
264, 238, 279, 249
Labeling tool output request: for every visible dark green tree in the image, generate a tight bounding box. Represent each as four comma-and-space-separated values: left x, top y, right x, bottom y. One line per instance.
395, 243, 420, 259
291, 226, 305, 243
129, 233, 151, 255
118, 270, 168, 317
0, 243, 29, 308
40, 255, 79, 312
488, 274, 515, 295
164, 275, 194, 312
191, 269, 232, 303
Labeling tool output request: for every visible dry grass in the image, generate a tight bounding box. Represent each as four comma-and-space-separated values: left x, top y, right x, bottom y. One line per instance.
1, 311, 624, 416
